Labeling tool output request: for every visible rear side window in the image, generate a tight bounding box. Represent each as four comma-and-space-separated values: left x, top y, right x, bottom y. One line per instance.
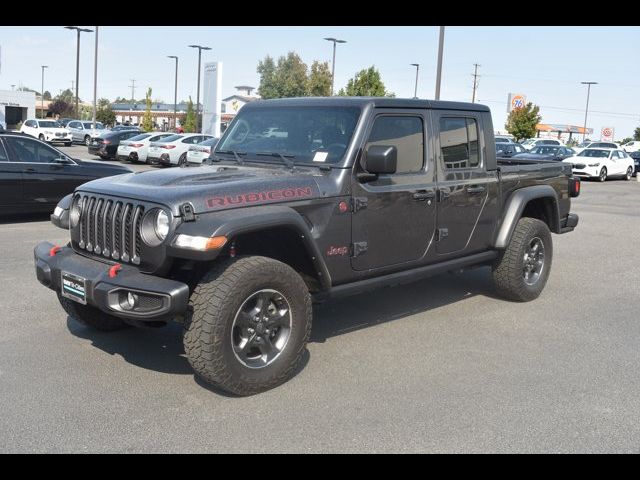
0, 141, 8, 161
439, 117, 480, 169
366, 115, 424, 173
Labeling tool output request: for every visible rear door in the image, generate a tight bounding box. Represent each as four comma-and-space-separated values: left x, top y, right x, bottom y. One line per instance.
0, 138, 24, 210
351, 110, 437, 271
431, 110, 497, 255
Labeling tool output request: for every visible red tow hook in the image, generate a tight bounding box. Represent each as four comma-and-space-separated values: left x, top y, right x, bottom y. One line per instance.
49, 245, 61, 257
108, 263, 122, 278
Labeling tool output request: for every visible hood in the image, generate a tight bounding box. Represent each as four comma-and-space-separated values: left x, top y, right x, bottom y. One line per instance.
76, 164, 324, 216
513, 153, 555, 160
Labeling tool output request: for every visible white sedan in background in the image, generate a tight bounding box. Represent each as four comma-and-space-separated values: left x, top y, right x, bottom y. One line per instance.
147, 133, 215, 167
186, 137, 219, 166
117, 132, 175, 163
564, 148, 635, 182
621, 140, 640, 153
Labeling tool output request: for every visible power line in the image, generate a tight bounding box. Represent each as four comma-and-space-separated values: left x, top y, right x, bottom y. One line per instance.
129, 79, 136, 102
471, 63, 481, 103
480, 99, 640, 119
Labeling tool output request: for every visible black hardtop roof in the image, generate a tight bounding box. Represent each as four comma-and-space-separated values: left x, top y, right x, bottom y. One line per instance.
242, 96, 490, 112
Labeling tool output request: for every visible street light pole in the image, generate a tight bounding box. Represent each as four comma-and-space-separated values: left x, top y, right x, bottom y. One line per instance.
64, 26, 93, 119
92, 26, 98, 129
168, 56, 179, 130
41, 65, 48, 119
434, 26, 445, 100
581, 81, 597, 142
188, 45, 211, 133
324, 37, 346, 96
410, 63, 420, 99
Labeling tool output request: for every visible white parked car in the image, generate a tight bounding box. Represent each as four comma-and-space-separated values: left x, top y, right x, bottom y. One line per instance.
147, 133, 215, 166
621, 140, 640, 153
117, 132, 175, 164
186, 137, 220, 165
573, 141, 620, 155
521, 138, 564, 151
564, 148, 634, 182
20, 119, 72, 145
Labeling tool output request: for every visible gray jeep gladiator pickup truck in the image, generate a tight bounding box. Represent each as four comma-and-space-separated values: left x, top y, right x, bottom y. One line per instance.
34, 97, 580, 395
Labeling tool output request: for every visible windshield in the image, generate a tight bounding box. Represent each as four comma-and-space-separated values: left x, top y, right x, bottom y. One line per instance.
578, 149, 609, 158
531, 146, 559, 154
155, 134, 183, 143
216, 106, 361, 164
128, 133, 152, 141
83, 122, 105, 129
39, 120, 60, 128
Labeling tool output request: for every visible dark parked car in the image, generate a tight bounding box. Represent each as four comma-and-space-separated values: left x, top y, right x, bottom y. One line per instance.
88, 130, 142, 160
111, 125, 142, 132
496, 143, 526, 158
629, 151, 640, 175
0, 132, 132, 214
513, 145, 576, 161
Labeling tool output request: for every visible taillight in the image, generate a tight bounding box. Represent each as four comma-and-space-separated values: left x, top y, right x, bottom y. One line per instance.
103, 139, 111, 144
162, 145, 176, 149
569, 176, 580, 197
131, 143, 144, 148
204, 148, 211, 153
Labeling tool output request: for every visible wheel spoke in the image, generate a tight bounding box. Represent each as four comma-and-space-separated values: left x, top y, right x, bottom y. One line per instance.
256, 335, 275, 358
266, 307, 290, 328
235, 311, 253, 329
233, 333, 257, 358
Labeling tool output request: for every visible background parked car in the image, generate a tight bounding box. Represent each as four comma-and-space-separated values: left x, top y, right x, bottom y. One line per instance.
88, 129, 142, 160
564, 148, 634, 182
67, 121, 107, 146
58, 118, 74, 128
522, 138, 564, 151
573, 141, 620, 155
117, 132, 175, 163
621, 140, 640, 153
186, 137, 220, 165
0, 132, 132, 214
495, 135, 515, 143
147, 134, 215, 166
495, 143, 526, 158
20, 119, 72, 146
629, 151, 640, 175
513, 145, 576, 161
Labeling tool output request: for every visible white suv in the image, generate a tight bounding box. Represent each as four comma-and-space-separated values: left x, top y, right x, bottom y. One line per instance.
621, 140, 640, 153
20, 119, 72, 145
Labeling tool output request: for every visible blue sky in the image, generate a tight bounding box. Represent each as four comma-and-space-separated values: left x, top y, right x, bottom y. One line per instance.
1, 26, 638, 137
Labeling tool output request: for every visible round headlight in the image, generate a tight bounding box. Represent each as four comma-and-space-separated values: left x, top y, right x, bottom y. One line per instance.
155, 210, 170, 240
69, 195, 82, 228
140, 209, 170, 247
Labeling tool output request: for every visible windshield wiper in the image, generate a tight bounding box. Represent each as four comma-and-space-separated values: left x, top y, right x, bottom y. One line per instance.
215, 149, 246, 165
256, 151, 295, 169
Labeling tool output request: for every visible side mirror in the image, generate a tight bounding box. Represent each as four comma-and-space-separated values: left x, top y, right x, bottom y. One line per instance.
363, 145, 397, 174
53, 157, 73, 165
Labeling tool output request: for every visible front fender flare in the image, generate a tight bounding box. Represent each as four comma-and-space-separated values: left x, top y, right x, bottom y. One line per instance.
493, 185, 559, 249
168, 205, 332, 290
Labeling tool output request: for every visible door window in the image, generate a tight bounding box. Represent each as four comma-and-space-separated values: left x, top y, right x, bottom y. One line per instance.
5, 136, 62, 163
366, 115, 424, 173
439, 117, 480, 169
0, 141, 8, 161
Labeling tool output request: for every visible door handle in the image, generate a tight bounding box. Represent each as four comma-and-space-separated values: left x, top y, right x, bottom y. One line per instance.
412, 190, 436, 201
466, 185, 486, 194
24, 168, 36, 173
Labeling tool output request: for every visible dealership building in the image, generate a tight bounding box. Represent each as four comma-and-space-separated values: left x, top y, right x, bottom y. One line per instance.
0, 90, 36, 129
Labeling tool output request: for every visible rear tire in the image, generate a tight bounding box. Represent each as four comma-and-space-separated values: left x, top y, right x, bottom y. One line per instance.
57, 293, 128, 331
178, 153, 187, 167
183, 256, 312, 396
625, 166, 633, 180
492, 217, 553, 302
38, 134, 45, 141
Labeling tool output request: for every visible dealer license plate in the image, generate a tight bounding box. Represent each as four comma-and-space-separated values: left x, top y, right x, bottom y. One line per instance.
61, 271, 87, 304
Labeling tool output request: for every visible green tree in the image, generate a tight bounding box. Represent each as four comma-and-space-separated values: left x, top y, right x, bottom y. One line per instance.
142, 87, 154, 132
56, 89, 76, 103
48, 99, 74, 117
505, 102, 541, 142
96, 98, 116, 126
257, 52, 308, 99
619, 137, 633, 145
43, 91, 52, 101
337, 66, 393, 97
183, 97, 197, 133
306, 61, 332, 96
634, 126, 640, 141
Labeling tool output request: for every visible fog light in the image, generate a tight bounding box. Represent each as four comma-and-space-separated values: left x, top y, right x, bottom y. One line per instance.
120, 291, 138, 311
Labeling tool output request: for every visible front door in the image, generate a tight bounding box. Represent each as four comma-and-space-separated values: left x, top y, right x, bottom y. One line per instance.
351, 111, 437, 271
432, 111, 496, 255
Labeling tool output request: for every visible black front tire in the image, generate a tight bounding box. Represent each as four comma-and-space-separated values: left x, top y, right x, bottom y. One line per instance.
64, 142, 72, 147
57, 293, 128, 331
625, 167, 633, 180
598, 167, 607, 182
492, 217, 553, 302
183, 256, 312, 396
84, 135, 91, 146
178, 153, 187, 167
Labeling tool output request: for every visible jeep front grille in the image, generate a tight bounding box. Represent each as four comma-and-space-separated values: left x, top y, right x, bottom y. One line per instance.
77, 195, 144, 265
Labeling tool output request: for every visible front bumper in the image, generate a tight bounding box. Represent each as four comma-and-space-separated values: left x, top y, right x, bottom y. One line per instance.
559, 213, 579, 234
34, 241, 189, 322
45, 134, 72, 142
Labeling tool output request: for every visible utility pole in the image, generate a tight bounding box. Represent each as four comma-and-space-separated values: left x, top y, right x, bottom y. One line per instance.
434, 26, 445, 100
324, 37, 347, 95
188, 44, 212, 133
471, 63, 481, 103
64, 27, 93, 118
168, 56, 179, 130
410, 63, 420, 99
581, 81, 597, 142
41, 66, 48, 119
92, 26, 98, 129
129, 79, 136, 103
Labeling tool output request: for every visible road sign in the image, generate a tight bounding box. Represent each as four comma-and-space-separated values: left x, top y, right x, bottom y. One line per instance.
508, 93, 526, 113
600, 126, 614, 142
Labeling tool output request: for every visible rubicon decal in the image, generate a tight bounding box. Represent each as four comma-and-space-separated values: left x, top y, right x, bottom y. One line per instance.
326, 246, 349, 257
207, 187, 315, 209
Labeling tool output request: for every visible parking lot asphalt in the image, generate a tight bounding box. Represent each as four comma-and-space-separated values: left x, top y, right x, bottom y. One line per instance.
1, 177, 639, 453
60, 144, 154, 172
